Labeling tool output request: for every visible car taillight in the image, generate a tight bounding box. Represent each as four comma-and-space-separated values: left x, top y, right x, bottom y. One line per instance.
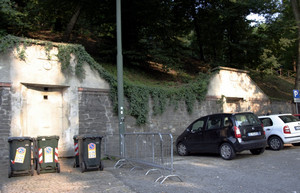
234, 126, 242, 138
261, 123, 266, 135
283, 125, 291, 134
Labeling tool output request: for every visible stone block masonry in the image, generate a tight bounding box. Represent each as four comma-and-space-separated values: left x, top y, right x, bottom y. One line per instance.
78, 88, 119, 136
78, 87, 293, 142
0, 87, 11, 174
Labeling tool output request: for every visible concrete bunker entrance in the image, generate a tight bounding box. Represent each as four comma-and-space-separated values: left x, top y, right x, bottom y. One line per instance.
21, 83, 68, 151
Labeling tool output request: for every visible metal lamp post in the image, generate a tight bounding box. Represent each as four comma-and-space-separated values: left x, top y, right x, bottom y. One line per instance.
116, 0, 125, 157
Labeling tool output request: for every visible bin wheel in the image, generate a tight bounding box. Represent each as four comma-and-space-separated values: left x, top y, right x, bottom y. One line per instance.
8, 166, 12, 178
56, 163, 60, 173
37, 163, 41, 175
99, 161, 104, 171
34, 158, 38, 170
81, 162, 86, 173
30, 165, 34, 176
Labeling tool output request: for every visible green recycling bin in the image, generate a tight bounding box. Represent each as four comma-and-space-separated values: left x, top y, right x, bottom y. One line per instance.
36, 135, 60, 174
8, 137, 34, 178
77, 135, 103, 173
73, 135, 79, 168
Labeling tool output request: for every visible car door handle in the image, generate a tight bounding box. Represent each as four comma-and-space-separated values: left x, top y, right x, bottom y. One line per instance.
266, 129, 270, 131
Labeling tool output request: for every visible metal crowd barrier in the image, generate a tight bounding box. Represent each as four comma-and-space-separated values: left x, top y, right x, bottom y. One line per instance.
104, 132, 182, 184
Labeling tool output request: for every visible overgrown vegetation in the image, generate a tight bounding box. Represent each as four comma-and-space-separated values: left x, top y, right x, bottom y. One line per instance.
249, 70, 294, 101
0, 35, 209, 125
0, 0, 297, 123
1, 1, 295, 75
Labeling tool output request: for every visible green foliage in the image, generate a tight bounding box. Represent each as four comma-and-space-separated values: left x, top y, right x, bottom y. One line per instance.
1, 0, 298, 124
151, 88, 168, 116
0, 35, 29, 60
0, 0, 37, 34
0, 0, 296, 77
56, 45, 73, 74
56, 43, 117, 86
125, 84, 150, 125
0, 35, 209, 125
0, 35, 18, 53
254, 1, 297, 72
259, 49, 281, 73
123, 74, 209, 125
45, 42, 53, 60
56, 44, 88, 80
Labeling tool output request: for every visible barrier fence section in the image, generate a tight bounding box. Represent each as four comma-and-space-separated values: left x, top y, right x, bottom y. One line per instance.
104, 132, 182, 184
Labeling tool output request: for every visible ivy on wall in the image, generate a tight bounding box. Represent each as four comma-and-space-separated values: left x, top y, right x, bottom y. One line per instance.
0, 35, 209, 125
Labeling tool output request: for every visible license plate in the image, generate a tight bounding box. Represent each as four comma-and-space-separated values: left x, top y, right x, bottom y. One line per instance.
248, 131, 261, 136
295, 126, 300, 130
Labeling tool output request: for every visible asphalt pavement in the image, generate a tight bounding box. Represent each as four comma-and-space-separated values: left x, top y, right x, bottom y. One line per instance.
1, 145, 300, 193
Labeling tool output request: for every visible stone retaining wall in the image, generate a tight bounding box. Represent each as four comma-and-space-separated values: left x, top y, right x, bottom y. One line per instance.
78, 90, 294, 140
0, 87, 11, 173
78, 88, 118, 136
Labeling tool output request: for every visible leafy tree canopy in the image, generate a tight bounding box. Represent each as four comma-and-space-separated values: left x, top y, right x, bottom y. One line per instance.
0, 0, 297, 76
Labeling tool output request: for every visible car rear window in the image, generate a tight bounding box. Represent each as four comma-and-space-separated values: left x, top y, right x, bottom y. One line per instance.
279, 115, 299, 123
259, 118, 273, 127
234, 113, 260, 126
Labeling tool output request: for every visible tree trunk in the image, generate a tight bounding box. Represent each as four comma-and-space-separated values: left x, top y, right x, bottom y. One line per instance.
63, 3, 82, 42
291, 0, 300, 89
190, 2, 205, 62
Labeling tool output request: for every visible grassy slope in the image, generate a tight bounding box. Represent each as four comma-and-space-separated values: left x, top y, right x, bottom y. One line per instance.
26, 31, 294, 101
101, 62, 294, 101
249, 70, 294, 101
101, 63, 195, 88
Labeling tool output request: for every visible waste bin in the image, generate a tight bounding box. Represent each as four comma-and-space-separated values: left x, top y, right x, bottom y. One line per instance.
8, 137, 34, 178
36, 135, 60, 174
77, 135, 103, 173
73, 135, 79, 168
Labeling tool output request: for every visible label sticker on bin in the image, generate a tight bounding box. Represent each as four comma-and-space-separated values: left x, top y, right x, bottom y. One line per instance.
14, 147, 26, 163
44, 146, 53, 163
88, 143, 96, 159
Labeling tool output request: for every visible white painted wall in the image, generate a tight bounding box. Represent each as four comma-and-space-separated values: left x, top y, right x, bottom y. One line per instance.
207, 67, 268, 100
0, 44, 109, 156
206, 67, 269, 113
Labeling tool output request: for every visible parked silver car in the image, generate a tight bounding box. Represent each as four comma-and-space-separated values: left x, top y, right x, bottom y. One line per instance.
259, 114, 300, 150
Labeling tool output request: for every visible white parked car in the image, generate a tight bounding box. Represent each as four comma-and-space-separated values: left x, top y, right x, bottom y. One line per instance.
258, 114, 300, 150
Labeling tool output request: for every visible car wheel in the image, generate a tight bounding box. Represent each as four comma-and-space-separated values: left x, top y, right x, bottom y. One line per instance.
219, 143, 236, 160
292, 143, 300, 146
268, 136, 283, 150
250, 148, 265, 155
177, 142, 189, 156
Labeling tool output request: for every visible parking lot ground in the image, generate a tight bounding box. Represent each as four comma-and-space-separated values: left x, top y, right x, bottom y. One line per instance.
1, 145, 300, 193
0, 158, 133, 193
